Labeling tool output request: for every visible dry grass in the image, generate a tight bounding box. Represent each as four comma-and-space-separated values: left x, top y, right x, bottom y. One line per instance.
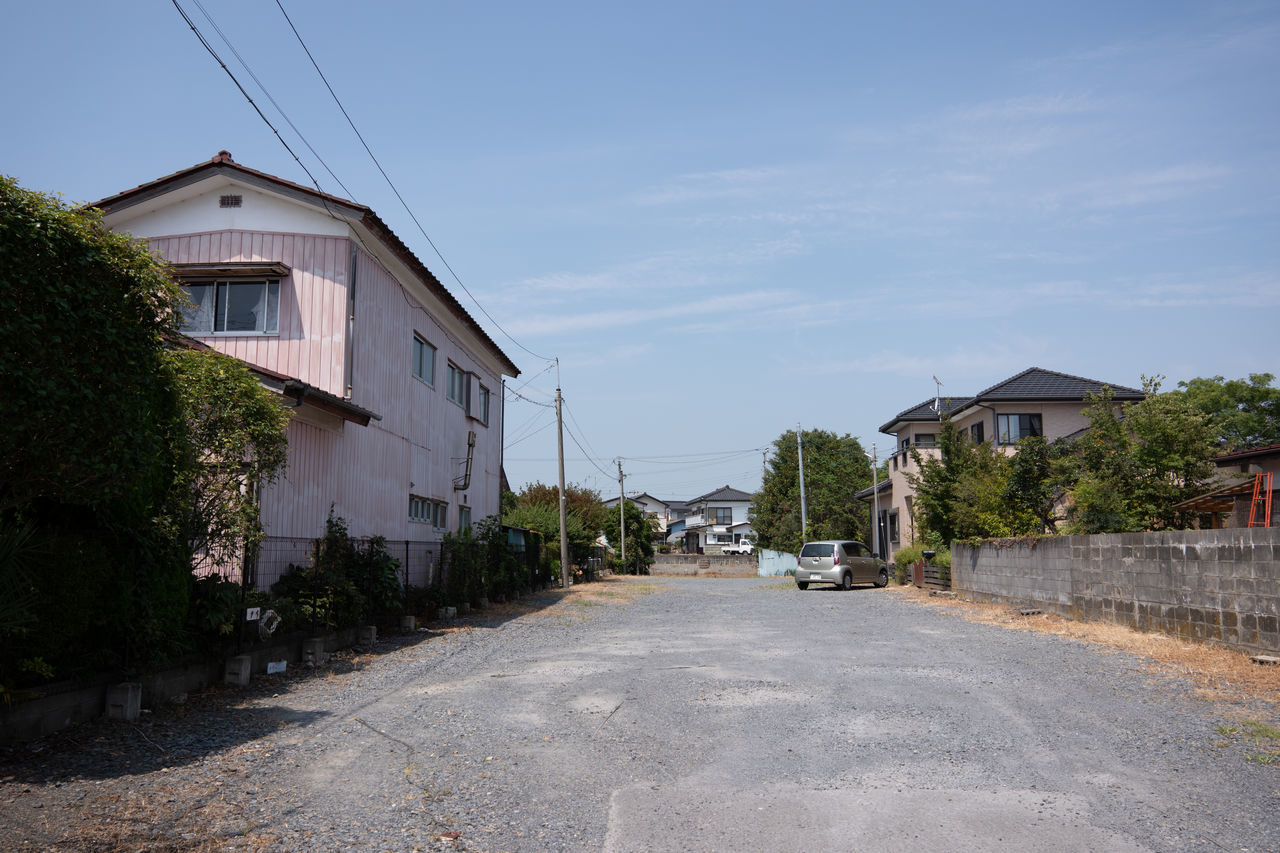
428, 574, 666, 629
888, 585, 1280, 710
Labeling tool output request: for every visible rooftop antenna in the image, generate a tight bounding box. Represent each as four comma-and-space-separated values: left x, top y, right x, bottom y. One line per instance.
932, 375, 943, 413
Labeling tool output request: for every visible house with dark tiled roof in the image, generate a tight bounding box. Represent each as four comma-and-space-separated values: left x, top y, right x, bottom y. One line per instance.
671, 485, 755, 554
604, 492, 676, 538
858, 368, 1144, 559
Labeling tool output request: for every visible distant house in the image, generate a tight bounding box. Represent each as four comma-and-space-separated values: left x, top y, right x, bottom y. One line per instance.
93, 151, 520, 578
859, 367, 1144, 560
675, 485, 756, 554
604, 492, 674, 536
1176, 444, 1280, 528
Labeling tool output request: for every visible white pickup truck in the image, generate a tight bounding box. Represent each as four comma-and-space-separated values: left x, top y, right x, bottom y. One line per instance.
721, 540, 754, 555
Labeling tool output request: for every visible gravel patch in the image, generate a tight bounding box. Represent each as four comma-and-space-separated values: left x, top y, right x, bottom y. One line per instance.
2, 577, 1276, 852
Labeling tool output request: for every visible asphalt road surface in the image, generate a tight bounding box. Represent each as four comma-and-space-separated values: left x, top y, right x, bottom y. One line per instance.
3, 576, 1277, 852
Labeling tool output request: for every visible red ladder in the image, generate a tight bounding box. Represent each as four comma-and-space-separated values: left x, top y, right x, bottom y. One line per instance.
1248, 472, 1274, 527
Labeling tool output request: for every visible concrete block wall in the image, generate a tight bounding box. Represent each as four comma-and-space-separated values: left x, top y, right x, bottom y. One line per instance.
953, 527, 1280, 655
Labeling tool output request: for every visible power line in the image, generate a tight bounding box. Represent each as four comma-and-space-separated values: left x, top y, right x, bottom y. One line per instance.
562, 399, 605, 464
170, 0, 329, 202
505, 418, 556, 450
190, 0, 353, 199
505, 386, 555, 409
622, 447, 766, 463
563, 420, 615, 479
274, 0, 553, 364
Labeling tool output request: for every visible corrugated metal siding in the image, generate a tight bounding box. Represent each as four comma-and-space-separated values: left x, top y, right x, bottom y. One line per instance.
153, 230, 508, 542
149, 230, 350, 397
259, 418, 410, 539
349, 247, 505, 534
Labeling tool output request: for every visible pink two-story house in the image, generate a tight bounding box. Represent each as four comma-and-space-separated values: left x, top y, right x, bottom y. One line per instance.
94, 152, 520, 578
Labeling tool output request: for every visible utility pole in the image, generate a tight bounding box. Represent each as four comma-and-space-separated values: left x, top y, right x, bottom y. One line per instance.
555, 362, 570, 588
797, 424, 808, 537
617, 460, 626, 570
868, 442, 880, 557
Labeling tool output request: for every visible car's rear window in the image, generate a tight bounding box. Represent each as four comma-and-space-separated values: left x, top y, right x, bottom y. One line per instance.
800, 543, 833, 557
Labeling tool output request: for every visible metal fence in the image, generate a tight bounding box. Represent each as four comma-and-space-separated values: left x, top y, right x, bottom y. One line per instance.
250, 535, 446, 593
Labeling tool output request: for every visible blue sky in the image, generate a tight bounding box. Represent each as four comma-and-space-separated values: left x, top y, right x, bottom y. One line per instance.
4, 1, 1278, 501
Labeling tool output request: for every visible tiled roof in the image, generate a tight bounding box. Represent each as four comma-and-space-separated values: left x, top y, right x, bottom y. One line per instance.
972, 367, 1143, 402
688, 485, 754, 503
881, 368, 1144, 435
854, 479, 893, 501
1213, 443, 1280, 464
879, 397, 972, 433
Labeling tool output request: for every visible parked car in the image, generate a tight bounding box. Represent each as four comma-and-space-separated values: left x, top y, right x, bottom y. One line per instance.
721, 540, 754, 555
795, 540, 888, 590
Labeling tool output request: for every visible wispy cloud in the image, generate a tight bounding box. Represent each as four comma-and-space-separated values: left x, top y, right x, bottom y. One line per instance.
504, 289, 792, 337
1039, 163, 1233, 211
631, 166, 792, 206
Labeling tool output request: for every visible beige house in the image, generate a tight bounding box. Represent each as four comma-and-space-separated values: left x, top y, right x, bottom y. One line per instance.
860, 367, 1144, 560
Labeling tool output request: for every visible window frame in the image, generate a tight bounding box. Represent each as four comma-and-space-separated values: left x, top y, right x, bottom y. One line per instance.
412, 335, 436, 387
409, 495, 430, 523
446, 363, 468, 408
477, 384, 490, 426
180, 279, 281, 336
997, 413, 1044, 445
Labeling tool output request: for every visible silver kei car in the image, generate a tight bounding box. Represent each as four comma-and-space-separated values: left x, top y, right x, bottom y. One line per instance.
795, 540, 889, 590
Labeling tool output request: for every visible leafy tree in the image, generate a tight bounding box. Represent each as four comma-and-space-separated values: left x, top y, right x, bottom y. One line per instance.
1063, 379, 1217, 533
1176, 373, 1280, 451
0, 176, 183, 518
614, 499, 657, 574
1125, 377, 1217, 529
0, 176, 295, 686
1002, 435, 1061, 533
750, 429, 872, 554
0, 176, 190, 682
166, 347, 291, 574
1061, 387, 1138, 533
950, 440, 1037, 539
907, 418, 970, 545
912, 421, 1042, 543
504, 481, 606, 567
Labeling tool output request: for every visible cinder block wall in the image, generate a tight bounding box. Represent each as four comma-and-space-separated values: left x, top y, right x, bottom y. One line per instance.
952, 527, 1280, 655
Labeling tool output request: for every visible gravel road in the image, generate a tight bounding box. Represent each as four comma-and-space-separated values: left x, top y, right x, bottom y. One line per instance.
2, 576, 1277, 852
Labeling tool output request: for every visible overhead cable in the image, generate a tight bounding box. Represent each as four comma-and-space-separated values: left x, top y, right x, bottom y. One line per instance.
274, 0, 553, 363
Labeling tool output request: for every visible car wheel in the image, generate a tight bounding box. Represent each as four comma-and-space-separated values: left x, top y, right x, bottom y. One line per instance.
797, 582, 809, 590
840, 572, 852, 591
875, 567, 889, 588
